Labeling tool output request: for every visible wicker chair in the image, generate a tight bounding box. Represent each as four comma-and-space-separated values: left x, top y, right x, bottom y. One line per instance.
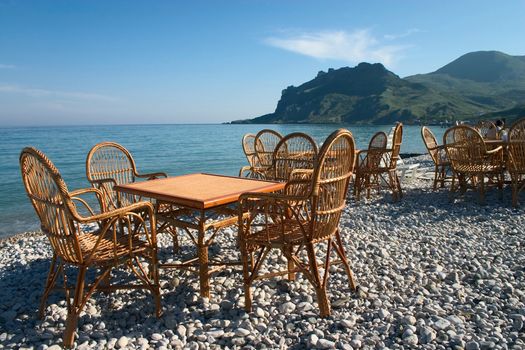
239, 133, 260, 178
443, 125, 505, 204
20, 147, 161, 347
475, 120, 498, 140
239, 129, 357, 317
86, 142, 180, 253
508, 118, 525, 206
253, 129, 284, 179
421, 126, 452, 190
271, 132, 319, 182
509, 117, 525, 139
353, 131, 387, 200
86, 142, 167, 210
354, 123, 403, 201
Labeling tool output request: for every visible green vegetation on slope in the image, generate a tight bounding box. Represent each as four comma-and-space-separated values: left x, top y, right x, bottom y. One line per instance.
233, 51, 525, 125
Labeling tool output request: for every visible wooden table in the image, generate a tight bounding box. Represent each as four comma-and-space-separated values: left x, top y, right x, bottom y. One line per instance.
115, 173, 285, 298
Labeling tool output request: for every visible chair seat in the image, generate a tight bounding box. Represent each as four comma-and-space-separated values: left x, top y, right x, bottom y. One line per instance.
246, 220, 307, 246
454, 163, 504, 173
78, 231, 150, 265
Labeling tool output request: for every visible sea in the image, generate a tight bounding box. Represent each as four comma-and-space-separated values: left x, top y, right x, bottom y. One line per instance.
0, 124, 446, 238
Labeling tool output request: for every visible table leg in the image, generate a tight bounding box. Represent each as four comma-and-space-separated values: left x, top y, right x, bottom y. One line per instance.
197, 211, 210, 298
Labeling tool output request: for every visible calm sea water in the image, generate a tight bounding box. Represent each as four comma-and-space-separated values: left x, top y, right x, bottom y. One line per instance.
0, 124, 445, 237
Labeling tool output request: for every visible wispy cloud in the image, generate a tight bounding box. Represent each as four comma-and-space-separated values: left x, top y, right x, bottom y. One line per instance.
0, 84, 118, 102
384, 28, 420, 40
0, 64, 16, 69
265, 29, 407, 66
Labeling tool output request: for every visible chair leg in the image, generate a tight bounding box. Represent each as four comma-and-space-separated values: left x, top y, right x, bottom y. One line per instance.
239, 233, 253, 312
242, 262, 253, 312
168, 226, 180, 254
396, 173, 403, 199
63, 266, 87, 348
305, 243, 331, 317
286, 246, 296, 281
333, 230, 356, 291
511, 175, 518, 207
353, 174, 361, 201
365, 174, 371, 199
39, 254, 60, 319
479, 175, 486, 205
433, 165, 439, 191
448, 172, 456, 202
150, 257, 162, 318
388, 171, 398, 201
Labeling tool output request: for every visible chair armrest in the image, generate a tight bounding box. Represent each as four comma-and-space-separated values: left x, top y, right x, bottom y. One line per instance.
70, 187, 106, 216
76, 201, 155, 224
239, 191, 308, 205
485, 146, 503, 154
89, 178, 118, 186
289, 168, 313, 179
136, 172, 168, 180
82, 201, 157, 263
427, 144, 446, 152
239, 165, 253, 177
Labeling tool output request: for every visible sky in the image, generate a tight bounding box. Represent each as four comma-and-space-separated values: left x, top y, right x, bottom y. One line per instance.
0, 0, 524, 126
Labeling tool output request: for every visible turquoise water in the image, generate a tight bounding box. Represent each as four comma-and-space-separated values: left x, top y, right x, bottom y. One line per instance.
0, 124, 444, 237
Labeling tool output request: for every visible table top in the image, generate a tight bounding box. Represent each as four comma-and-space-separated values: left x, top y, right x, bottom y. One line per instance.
115, 173, 285, 210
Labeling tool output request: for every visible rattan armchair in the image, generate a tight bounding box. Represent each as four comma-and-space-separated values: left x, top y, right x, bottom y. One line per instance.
86, 142, 167, 210
86, 142, 179, 253
239, 134, 261, 178
475, 120, 498, 140
508, 118, 525, 206
252, 129, 284, 179
239, 129, 357, 317
271, 132, 319, 182
353, 131, 387, 200
421, 126, 452, 190
443, 125, 505, 204
354, 123, 403, 201
20, 147, 161, 348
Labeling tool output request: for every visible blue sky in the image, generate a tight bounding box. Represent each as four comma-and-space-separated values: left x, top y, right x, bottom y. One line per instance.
0, 0, 524, 126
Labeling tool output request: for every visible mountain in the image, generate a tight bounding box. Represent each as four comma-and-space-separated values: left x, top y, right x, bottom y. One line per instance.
233, 51, 525, 124
433, 51, 525, 82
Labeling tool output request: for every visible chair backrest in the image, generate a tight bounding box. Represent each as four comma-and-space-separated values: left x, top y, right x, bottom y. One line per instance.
254, 129, 284, 169
242, 133, 260, 168
443, 125, 487, 170
272, 132, 318, 182
475, 120, 497, 139
310, 129, 355, 241
369, 131, 387, 150
508, 118, 525, 173
20, 147, 83, 263
388, 123, 403, 168
86, 142, 138, 209
362, 131, 387, 170
421, 126, 440, 164
509, 117, 525, 140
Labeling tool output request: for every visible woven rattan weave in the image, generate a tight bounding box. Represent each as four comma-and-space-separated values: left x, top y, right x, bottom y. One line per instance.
444, 125, 505, 204
86, 142, 180, 253
421, 126, 452, 190
20, 147, 161, 347
507, 118, 525, 206
239, 129, 357, 317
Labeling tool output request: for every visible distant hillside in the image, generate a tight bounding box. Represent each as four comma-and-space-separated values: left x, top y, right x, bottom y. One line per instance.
433, 51, 525, 82
233, 51, 525, 124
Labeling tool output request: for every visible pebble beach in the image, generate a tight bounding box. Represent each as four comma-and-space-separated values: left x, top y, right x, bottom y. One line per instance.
1, 155, 524, 350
